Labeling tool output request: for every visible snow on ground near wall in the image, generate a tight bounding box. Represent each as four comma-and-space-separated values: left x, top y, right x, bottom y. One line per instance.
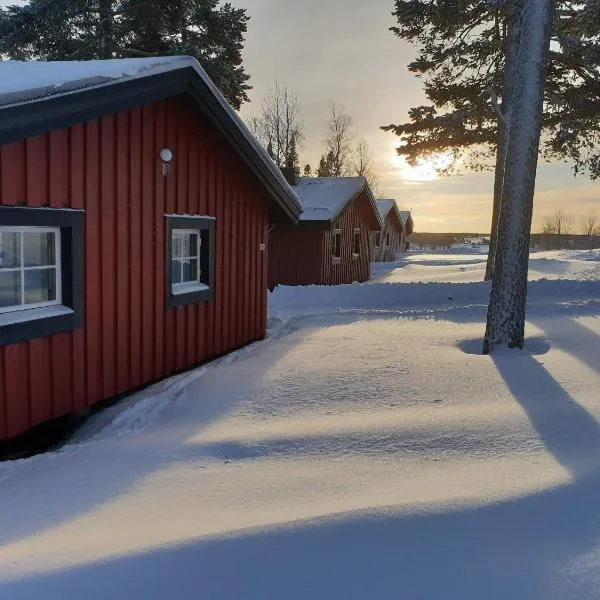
2, 250, 600, 598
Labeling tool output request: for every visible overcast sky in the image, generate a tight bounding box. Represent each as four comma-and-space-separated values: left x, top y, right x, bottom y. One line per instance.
1, 0, 597, 232
233, 0, 599, 233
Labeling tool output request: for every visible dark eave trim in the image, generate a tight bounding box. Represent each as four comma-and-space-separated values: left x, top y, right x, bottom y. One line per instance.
0, 67, 300, 226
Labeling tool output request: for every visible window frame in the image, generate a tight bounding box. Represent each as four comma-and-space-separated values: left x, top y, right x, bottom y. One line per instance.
0, 206, 84, 347
170, 228, 203, 295
0, 226, 62, 315
165, 215, 215, 308
374, 232, 381, 248
352, 228, 360, 259
385, 231, 391, 247
331, 228, 342, 263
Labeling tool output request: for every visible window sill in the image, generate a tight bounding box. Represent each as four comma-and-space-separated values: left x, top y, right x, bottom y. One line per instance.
172, 282, 209, 296
331, 257, 341, 265
0, 305, 73, 327
352, 253, 360, 260
0, 304, 81, 347
168, 284, 212, 308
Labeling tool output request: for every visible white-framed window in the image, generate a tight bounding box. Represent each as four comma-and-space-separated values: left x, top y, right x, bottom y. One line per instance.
352, 228, 360, 257
166, 215, 214, 308
170, 229, 204, 295
332, 228, 342, 261
374, 232, 381, 248
0, 227, 61, 314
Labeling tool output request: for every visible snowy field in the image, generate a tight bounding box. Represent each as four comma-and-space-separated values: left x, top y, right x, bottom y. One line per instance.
2, 250, 600, 599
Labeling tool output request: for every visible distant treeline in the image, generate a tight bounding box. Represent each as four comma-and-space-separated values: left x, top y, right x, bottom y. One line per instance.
411, 232, 600, 251
531, 233, 600, 250
410, 233, 485, 249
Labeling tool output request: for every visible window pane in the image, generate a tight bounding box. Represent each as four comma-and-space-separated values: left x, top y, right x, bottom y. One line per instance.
24, 268, 56, 304
0, 270, 21, 307
172, 233, 182, 258
0, 232, 21, 268
23, 231, 56, 267
186, 233, 199, 258
171, 260, 182, 284
182, 259, 198, 283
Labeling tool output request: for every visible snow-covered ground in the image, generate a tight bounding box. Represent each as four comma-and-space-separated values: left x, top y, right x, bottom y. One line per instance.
2, 250, 600, 599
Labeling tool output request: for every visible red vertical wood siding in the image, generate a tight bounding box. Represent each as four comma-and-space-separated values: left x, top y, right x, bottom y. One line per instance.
268, 189, 378, 287
0, 96, 270, 441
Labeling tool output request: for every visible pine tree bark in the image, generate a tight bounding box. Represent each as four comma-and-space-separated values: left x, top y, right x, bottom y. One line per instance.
483, 0, 554, 353
485, 0, 523, 282
97, 0, 115, 59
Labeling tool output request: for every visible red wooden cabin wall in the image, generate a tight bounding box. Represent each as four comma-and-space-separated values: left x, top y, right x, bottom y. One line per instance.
321, 190, 374, 285
0, 96, 270, 441
268, 189, 376, 287
268, 227, 324, 288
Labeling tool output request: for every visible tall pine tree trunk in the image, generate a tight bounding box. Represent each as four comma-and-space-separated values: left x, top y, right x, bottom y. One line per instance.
485, 127, 507, 281
485, 0, 523, 282
483, 0, 554, 353
97, 0, 115, 59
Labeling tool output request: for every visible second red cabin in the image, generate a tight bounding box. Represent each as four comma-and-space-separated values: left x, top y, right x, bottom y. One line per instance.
268, 175, 383, 288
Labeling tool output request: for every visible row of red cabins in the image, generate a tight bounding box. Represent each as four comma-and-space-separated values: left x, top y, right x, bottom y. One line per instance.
0, 57, 411, 446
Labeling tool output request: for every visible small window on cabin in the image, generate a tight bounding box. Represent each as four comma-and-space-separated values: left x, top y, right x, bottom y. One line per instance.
0, 207, 84, 347
166, 216, 215, 308
0, 228, 60, 312
374, 232, 381, 248
332, 229, 342, 262
385, 232, 391, 247
352, 228, 360, 258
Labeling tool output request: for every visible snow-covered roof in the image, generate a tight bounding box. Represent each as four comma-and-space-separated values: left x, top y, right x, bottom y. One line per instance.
375, 199, 404, 233
0, 58, 176, 102
294, 177, 382, 228
0, 57, 302, 224
399, 211, 412, 225
400, 210, 414, 234
375, 199, 396, 222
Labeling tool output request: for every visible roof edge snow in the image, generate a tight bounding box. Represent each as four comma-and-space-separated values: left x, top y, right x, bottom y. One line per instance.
0, 57, 302, 225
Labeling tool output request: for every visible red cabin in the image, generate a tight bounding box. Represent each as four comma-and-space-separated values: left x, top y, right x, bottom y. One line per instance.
268, 176, 383, 287
0, 57, 301, 442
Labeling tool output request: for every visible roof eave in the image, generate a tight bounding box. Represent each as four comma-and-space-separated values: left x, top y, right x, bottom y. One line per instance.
0, 64, 301, 226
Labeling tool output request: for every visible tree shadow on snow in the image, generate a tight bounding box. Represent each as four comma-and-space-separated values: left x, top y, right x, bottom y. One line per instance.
531, 316, 600, 379
3, 318, 600, 598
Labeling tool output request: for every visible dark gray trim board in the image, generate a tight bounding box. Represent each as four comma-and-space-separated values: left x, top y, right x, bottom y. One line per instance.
165, 216, 215, 308
0, 67, 300, 226
0, 206, 84, 346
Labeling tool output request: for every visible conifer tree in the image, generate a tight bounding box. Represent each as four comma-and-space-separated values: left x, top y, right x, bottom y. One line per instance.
316, 151, 336, 177
0, 0, 251, 108
384, 0, 600, 279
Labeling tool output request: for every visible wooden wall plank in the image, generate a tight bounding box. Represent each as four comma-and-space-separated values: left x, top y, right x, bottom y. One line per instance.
25, 135, 47, 208
153, 103, 167, 380
100, 116, 117, 399
116, 111, 131, 394
129, 107, 143, 389
49, 129, 69, 208
84, 119, 102, 406
4, 345, 29, 438
28, 338, 51, 426
0, 142, 26, 204
141, 104, 155, 383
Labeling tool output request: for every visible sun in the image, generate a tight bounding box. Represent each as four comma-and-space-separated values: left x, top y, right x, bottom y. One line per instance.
391, 150, 455, 182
